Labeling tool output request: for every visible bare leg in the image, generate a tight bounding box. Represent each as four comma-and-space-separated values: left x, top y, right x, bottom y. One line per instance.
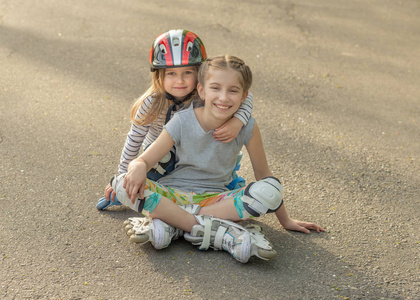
149, 196, 198, 232
198, 197, 241, 221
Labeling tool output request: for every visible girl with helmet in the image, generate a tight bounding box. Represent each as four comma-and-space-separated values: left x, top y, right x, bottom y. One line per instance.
97, 30, 253, 210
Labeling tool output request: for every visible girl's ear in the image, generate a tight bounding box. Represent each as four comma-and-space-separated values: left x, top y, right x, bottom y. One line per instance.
197, 83, 205, 100
241, 90, 249, 103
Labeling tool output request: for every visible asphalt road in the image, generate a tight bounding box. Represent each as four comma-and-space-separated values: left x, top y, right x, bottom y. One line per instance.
1, 0, 419, 299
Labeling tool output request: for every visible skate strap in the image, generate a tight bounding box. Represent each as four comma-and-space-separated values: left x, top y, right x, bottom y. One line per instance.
199, 216, 213, 250
181, 204, 201, 215
242, 196, 268, 215
213, 224, 228, 250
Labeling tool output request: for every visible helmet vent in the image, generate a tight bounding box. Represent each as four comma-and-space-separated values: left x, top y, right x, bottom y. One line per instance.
172, 37, 180, 47
159, 44, 167, 54
186, 41, 193, 52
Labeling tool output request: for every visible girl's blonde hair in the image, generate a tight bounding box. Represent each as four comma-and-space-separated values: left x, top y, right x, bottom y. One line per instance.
198, 55, 252, 92
130, 67, 199, 126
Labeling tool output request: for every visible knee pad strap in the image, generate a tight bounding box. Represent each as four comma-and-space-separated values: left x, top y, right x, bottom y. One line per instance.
147, 149, 175, 180
242, 177, 283, 217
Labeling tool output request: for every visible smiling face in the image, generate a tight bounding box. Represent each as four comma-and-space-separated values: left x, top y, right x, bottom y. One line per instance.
163, 66, 198, 101
198, 67, 248, 123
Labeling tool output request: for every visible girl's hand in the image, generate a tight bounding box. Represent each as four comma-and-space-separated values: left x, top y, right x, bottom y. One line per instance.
281, 218, 325, 234
213, 117, 243, 143
123, 160, 148, 204
104, 183, 117, 202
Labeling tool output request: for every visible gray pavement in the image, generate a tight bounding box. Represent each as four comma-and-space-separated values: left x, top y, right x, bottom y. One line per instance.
1, 0, 419, 299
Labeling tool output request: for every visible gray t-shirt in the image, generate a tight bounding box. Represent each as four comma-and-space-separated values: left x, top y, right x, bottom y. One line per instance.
158, 105, 255, 194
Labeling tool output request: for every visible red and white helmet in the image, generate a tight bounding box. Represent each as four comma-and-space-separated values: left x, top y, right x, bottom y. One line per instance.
149, 29, 207, 71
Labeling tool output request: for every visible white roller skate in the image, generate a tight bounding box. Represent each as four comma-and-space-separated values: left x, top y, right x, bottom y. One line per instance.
124, 217, 182, 250
244, 224, 277, 260
123, 204, 201, 249
184, 215, 277, 263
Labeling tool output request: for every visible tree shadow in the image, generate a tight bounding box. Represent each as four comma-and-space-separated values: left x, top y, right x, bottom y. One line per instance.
0, 23, 144, 101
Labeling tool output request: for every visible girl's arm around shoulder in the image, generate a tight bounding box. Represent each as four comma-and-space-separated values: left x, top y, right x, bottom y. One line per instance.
234, 91, 253, 125
213, 117, 243, 143
123, 129, 175, 202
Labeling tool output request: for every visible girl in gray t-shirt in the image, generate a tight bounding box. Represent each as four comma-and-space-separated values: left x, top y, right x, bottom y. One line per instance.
110, 55, 325, 263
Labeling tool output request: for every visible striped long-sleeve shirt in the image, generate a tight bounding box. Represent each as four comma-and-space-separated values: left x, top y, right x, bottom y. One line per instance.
118, 92, 253, 174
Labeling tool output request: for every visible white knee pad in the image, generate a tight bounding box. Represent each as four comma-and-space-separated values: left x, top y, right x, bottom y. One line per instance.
242, 177, 283, 217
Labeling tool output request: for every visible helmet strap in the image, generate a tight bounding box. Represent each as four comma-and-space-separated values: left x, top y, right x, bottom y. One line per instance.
164, 92, 184, 105
164, 91, 195, 124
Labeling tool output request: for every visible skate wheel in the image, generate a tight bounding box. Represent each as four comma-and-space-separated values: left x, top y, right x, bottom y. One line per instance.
245, 224, 262, 232
130, 234, 149, 244
258, 248, 278, 260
